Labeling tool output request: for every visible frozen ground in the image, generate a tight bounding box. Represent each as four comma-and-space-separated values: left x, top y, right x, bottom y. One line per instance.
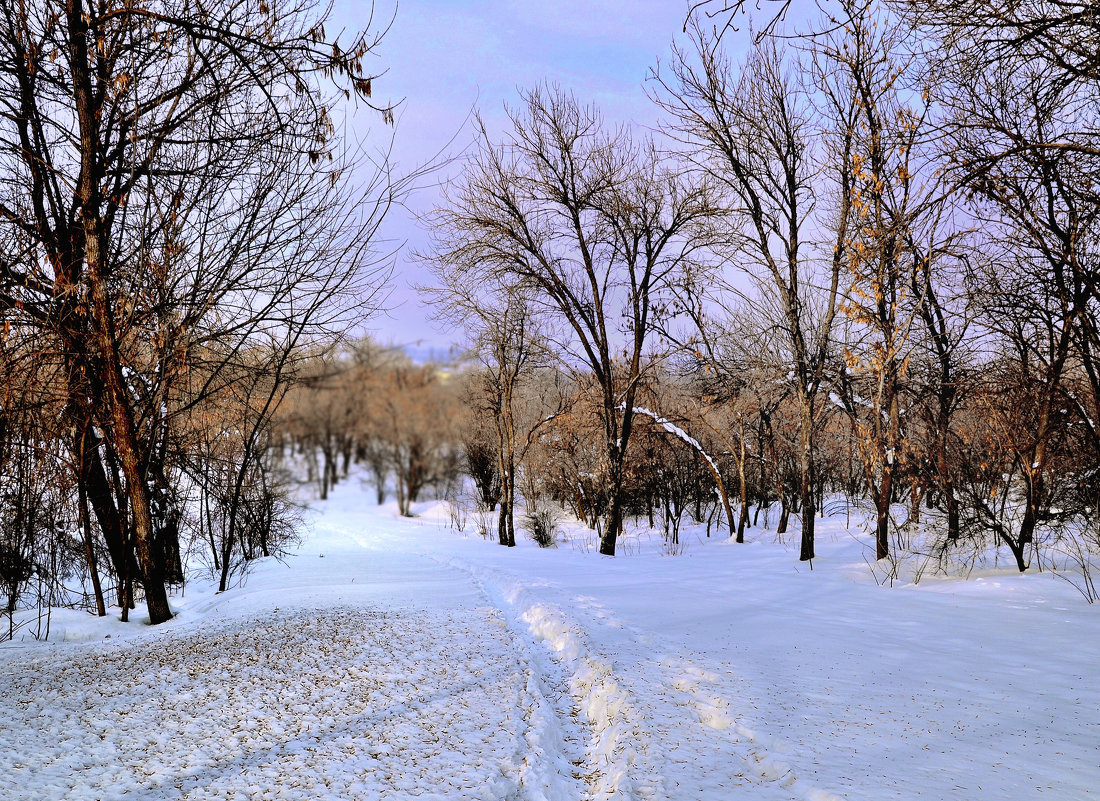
2, 475, 1097, 800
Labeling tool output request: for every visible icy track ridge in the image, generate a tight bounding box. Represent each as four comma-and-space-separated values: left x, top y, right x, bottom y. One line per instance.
442, 556, 665, 801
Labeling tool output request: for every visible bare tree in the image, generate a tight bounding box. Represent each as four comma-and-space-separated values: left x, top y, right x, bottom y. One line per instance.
654, 24, 850, 561
425, 85, 713, 555
891, 0, 1100, 568
0, 0, 393, 622
353, 357, 462, 518
893, 1, 1100, 87
424, 267, 546, 546
815, 0, 937, 560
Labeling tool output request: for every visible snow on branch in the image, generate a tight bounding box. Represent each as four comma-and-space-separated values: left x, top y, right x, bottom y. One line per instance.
620, 404, 720, 475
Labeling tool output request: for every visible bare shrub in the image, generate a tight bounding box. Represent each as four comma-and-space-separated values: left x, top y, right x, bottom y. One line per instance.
524, 505, 559, 548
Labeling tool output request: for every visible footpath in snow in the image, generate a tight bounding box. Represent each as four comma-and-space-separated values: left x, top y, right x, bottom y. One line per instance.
2, 475, 1097, 800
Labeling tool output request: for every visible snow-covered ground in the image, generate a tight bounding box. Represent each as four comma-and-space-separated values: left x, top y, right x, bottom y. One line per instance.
3, 475, 1097, 800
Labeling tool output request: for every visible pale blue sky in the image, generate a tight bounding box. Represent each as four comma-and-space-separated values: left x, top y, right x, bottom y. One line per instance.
329, 1, 811, 356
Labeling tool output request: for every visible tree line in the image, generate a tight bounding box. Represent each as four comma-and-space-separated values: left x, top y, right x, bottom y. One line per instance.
417, 0, 1100, 577
4, 0, 1099, 630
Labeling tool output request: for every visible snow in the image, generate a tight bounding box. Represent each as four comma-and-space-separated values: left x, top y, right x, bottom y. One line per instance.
2, 476, 1098, 800
625, 405, 721, 477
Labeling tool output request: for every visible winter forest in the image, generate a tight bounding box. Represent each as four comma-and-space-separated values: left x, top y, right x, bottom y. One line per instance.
1, 0, 1098, 799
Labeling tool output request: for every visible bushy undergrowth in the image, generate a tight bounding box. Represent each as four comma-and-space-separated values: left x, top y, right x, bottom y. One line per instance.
524, 505, 558, 548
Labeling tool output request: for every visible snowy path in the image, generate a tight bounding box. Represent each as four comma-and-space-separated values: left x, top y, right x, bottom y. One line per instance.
439, 555, 844, 801
3, 478, 1098, 800
437, 537, 1097, 801
1, 531, 599, 801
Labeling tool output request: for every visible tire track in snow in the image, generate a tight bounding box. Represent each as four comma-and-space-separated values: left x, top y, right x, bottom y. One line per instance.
439, 556, 666, 801
438, 553, 842, 801
657, 656, 843, 801
535, 588, 846, 800
567, 590, 845, 801
479, 583, 590, 801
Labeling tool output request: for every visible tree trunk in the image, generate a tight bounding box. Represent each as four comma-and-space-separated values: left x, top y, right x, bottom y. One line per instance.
77, 428, 134, 597
875, 470, 891, 561
599, 445, 626, 556
1016, 468, 1043, 571
600, 492, 623, 556
86, 241, 172, 624
945, 478, 960, 543
573, 485, 588, 527
372, 458, 387, 505
777, 496, 791, 535
599, 394, 633, 556
70, 5, 172, 623
497, 388, 517, 547
78, 477, 106, 617
497, 465, 515, 547
909, 477, 922, 525
736, 431, 749, 543
798, 399, 816, 561
341, 438, 353, 477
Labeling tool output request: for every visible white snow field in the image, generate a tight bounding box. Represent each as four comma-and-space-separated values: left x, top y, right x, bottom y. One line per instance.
2, 476, 1098, 800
